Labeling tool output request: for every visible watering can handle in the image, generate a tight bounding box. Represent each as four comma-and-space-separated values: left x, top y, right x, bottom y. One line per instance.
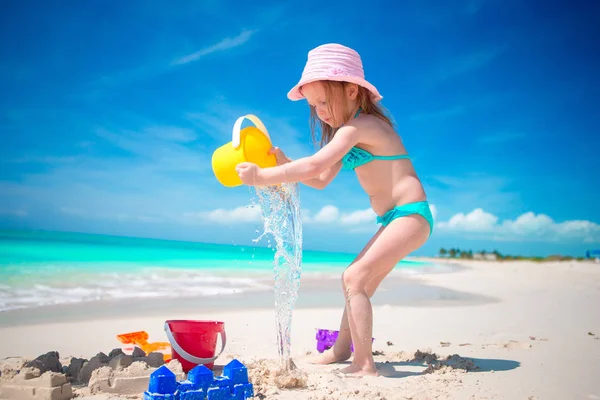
163, 322, 227, 366
231, 114, 271, 149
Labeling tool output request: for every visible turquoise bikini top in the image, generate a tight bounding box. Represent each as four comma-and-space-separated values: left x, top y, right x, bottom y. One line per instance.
341, 109, 410, 171
342, 146, 410, 170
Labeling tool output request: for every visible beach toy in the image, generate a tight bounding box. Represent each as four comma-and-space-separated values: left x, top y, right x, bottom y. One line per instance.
143, 360, 254, 400
211, 114, 277, 187
144, 365, 178, 400
315, 328, 374, 353
164, 320, 226, 372
116, 331, 172, 362
315, 329, 339, 353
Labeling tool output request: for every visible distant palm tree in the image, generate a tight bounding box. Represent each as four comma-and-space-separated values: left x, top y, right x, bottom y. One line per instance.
449, 248, 457, 258
439, 248, 447, 258
459, 250, 472, 259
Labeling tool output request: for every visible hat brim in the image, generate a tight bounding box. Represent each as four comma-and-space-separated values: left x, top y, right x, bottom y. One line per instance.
287, 75, 383, 103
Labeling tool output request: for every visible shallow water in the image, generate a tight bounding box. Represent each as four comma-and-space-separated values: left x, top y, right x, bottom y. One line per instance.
251, 183, 303, 370
0, 229, 431, 313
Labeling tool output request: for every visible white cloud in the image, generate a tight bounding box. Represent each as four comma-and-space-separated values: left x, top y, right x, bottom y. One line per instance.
340, 208, 377, 225
302, 205, 376, 227
196, 204, 378, 229
313, 205, 340, 223
437, 208, 600, 243
182, 203, 600, 242
171, 29, 257, 66
437, 208, 498, 231
290, 203, 436, 227
186, 205, 262, 224
89, 28, 257, 89
500, 212, 554, 235
304, 203, 436, 226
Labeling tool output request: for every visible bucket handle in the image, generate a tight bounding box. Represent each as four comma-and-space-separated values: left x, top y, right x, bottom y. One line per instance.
231, 114, 271, 149
163, 322, 227, 366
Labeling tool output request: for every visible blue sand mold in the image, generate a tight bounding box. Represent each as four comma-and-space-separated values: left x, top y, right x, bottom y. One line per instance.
143, 359, 254, 400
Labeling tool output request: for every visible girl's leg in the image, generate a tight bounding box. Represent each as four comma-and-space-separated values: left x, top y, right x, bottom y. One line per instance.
313, 226, 386, 365
341, 215, 430, 376
313, 278, 384, 364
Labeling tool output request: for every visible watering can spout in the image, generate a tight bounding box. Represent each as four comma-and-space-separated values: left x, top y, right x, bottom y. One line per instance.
211, 114, 277, 187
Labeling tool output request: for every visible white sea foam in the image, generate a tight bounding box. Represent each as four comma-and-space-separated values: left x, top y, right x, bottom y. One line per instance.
0, 268, 270, 312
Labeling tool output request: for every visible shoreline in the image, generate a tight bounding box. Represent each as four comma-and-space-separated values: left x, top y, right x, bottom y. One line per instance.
3, 256, 597, 327
0, 255, 441, 313
0, 262, 483, 327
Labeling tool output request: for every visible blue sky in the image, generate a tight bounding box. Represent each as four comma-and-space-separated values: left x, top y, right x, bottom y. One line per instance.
1, 0, 599, 257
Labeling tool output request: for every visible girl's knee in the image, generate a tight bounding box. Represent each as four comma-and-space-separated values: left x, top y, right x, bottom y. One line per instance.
342, 266, 368, 292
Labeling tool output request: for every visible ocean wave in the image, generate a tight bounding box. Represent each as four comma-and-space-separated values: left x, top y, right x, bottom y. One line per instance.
0, 268, 271, 312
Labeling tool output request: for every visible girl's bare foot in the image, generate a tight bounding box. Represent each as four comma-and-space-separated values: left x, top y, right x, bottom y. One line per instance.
339, 362, 379, 377
311, 347, 352, 365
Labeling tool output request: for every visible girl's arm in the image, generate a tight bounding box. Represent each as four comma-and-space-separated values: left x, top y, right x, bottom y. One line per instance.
270, 147, 342, 190
258, 125, 359, 186
306, 161, 342, 190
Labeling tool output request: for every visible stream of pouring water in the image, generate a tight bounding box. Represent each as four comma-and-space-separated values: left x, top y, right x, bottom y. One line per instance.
251, 183, 303, 370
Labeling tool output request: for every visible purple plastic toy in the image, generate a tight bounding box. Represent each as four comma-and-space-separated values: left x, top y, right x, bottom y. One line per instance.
315, 329, 374, 353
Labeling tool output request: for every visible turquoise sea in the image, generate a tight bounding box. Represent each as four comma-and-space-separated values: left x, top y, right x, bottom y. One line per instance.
0, 229, 429, 312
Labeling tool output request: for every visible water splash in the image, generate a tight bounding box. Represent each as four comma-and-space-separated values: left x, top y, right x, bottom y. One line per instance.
251, 183, 303, 370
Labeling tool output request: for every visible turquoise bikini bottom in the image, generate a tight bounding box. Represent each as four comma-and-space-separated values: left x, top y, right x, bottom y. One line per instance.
376, 201, 434, 236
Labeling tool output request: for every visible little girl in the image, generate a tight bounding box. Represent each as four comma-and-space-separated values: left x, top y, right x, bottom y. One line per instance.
236, 43, 434, 377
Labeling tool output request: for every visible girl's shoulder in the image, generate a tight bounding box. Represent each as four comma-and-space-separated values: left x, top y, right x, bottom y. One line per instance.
352, 112, 397, 137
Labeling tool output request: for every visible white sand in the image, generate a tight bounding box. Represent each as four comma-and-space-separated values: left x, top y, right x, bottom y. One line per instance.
1, 259, 599, 399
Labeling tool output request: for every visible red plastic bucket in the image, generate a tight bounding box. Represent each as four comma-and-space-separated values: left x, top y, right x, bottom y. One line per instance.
164, 320, 226, 372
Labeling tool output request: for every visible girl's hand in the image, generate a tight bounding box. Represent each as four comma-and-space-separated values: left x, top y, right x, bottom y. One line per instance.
269, 147, 292, 165
236, 162, 262, 186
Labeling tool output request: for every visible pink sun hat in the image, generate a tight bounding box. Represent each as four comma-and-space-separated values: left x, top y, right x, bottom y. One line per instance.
287, 43, 383, 103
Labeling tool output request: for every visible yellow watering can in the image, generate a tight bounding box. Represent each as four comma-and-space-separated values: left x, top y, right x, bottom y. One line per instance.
211, 114, 277, 187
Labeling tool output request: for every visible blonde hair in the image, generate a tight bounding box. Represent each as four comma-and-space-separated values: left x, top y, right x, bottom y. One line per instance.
307, 80, 394, 149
